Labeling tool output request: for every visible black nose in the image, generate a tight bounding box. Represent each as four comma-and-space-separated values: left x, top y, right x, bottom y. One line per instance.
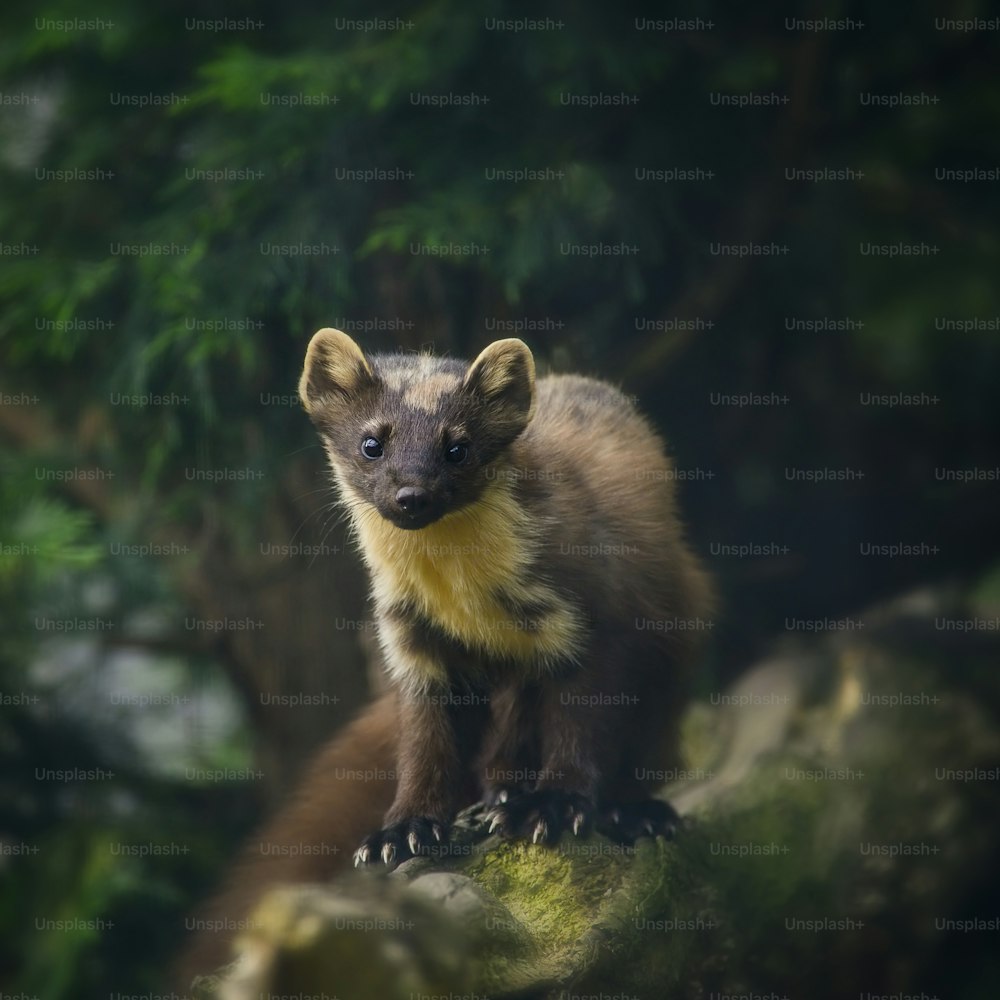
395, 486, 429, 515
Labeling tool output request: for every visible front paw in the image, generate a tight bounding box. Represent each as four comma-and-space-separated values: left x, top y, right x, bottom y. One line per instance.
596, 798, 681, 844
484, 789, 592, 846
354, 816, 447, 867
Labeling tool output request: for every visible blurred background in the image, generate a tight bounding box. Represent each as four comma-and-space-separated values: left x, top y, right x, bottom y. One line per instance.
1, 0, 998, 995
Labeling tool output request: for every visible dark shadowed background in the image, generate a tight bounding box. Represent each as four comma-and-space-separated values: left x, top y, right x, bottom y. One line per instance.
1, 1, 998, 996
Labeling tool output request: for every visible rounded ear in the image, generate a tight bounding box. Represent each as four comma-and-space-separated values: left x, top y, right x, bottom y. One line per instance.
298, 328, 375, 414
462, 339, 536, 438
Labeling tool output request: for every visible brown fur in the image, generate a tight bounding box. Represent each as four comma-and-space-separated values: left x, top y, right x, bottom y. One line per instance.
177, 332, 713, 984
175, 694, 397, 983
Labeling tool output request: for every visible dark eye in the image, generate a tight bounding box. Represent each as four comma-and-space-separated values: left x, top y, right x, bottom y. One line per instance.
445, 442, 469, 464
361, 437, 384, 459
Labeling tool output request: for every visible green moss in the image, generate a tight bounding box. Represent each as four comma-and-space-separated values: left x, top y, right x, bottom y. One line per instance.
472, 838, 623, 954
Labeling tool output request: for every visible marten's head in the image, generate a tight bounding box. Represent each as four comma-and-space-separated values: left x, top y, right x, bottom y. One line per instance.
299, 329, 535, 530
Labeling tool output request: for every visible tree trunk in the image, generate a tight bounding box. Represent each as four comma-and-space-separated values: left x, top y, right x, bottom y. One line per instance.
190, 588, 1000, 999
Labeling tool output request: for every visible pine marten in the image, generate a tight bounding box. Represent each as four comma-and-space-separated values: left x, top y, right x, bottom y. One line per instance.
179, 329, 712, 980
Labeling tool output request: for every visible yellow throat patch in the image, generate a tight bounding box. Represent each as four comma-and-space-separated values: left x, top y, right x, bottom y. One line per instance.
346, 477, 582, 667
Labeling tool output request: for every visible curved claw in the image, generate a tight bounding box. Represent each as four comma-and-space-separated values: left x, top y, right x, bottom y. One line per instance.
596, 798, 681, 844
354, 816, 449, 869
485, 789, 594, 846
